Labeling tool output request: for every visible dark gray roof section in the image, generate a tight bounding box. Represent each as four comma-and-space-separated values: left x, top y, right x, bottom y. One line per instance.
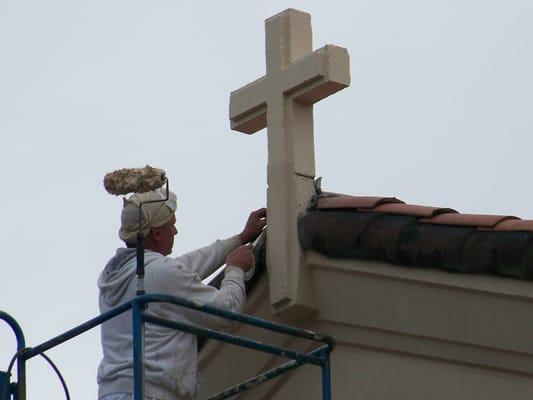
298, 193, 533, 280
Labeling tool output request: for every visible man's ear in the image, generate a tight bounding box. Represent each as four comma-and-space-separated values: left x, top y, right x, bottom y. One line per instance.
149, 227, 161, 242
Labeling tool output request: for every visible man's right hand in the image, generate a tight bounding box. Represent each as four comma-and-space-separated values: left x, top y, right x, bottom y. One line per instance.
226, 244, 254, 272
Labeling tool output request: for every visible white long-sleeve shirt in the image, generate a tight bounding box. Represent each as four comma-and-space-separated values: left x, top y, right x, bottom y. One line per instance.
97, 236, 245, 400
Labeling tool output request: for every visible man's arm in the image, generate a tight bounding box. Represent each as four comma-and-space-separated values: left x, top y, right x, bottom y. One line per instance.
174, 208, 266, 279
152, 245, 255, 330
180, 266, 247, 331
174, 236, 242, 280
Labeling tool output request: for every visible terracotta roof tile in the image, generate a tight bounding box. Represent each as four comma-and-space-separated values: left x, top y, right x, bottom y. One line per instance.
372, 203, 457, 218
317, 195, 403, 210
492, 219, 533, 232
420, 213, 518, 229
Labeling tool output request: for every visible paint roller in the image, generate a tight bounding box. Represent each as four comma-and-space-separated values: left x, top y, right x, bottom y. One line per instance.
104, 165, 167, 196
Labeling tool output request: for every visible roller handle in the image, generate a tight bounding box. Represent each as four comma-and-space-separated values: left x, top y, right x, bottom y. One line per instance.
136, 232, 145, 297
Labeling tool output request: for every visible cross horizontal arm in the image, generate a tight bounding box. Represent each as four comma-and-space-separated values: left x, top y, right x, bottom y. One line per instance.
229, 76, 269, 134
284, 45, 350, 104
229, 45, 349, 134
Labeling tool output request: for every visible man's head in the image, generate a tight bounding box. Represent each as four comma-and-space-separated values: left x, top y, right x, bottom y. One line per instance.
119, 189, 178, 255
143, 213, 178, 256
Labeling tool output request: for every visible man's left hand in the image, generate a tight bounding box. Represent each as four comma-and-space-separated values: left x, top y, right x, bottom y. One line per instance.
239, 208, 267, 244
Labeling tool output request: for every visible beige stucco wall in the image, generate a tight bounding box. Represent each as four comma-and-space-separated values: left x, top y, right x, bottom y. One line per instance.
199, 253, 533, 399
266, 343, 533, 400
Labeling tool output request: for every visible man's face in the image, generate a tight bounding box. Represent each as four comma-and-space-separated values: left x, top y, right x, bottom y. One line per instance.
157, 214, 178, 256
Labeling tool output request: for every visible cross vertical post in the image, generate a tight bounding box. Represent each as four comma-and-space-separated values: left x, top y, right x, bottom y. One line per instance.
230, 9, 350, 315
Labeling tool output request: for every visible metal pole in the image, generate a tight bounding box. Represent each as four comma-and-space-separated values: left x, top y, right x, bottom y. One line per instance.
135, 178, 169, 299
23, 302, 132, 359
136, 232, 145, 297
0, 372, 10, 400
132, 301, 145, 400
0, 312, 26, 400
143, 314, 323, 366
321, 348, 332, 400
207, 346, 329, 400
135, 294, 334, 346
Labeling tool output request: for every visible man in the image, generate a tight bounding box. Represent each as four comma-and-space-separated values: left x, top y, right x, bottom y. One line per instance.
97, 189, 266, 400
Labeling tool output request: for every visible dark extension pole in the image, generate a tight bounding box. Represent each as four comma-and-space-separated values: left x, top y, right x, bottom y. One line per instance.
136, 232, 145, 296
135, 178, 169, 298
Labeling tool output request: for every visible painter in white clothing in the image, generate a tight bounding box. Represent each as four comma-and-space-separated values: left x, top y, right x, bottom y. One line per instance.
97, 189, 266, 400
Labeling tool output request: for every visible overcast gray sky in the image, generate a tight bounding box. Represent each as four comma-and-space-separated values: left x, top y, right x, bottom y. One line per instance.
1, 1, 532, 398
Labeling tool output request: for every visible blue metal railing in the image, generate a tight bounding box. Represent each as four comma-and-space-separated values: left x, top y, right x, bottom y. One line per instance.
0, 311, 26, 400
1, 294, 334, 400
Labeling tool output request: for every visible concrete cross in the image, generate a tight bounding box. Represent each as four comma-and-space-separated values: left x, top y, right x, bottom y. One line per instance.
230, 9, 350, 314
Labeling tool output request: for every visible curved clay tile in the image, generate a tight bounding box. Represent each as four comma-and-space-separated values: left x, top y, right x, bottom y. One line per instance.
420, 213, 518, 228
317, 195, 403, 210
372, 203, 457, 218
492, 219, 533, 232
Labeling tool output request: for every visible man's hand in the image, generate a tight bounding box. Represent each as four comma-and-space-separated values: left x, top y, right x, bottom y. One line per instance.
239, 208, 267, 244
226, 244, 254, 272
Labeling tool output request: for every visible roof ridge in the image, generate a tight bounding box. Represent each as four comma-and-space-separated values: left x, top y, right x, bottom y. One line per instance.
315, 194, 533, 232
